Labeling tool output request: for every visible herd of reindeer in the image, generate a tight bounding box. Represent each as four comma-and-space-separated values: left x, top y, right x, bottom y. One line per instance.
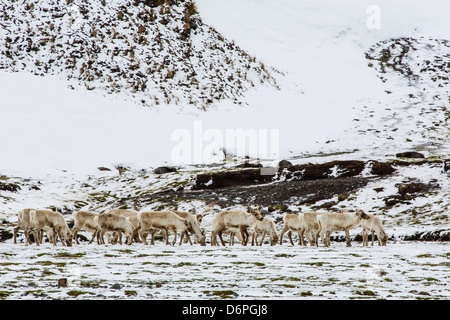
12, 205, 388, 248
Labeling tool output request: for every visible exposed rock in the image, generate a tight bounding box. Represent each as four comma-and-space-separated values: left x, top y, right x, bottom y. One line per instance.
444, 160, 450, 173
0, 181, 21, 192
370, 161, 396, 175
58, 278, 68, 287
383, 181, 439, 207
396, 151, 425, 159
111, 283, 123, 290
267, 204, 289, 212
183, 175, 371, 207
194, 168, 272, 190
311, 201, 338, 211
0, 0, 277, 108
278, 160, 293, 168
383, 195, 410, 207
234, 161, 263, 168
0, 229, 13, 242
285, 160, 366, 181
402, 229, 450, 241
398, 182, 433, 195
194, 160, 394, 190
154, 166, 178, 174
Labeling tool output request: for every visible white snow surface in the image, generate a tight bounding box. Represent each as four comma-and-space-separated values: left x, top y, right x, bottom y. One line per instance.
0, 240, 448, 300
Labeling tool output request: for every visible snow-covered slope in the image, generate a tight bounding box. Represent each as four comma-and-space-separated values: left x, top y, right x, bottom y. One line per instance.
196, 0, 450, 159
0, 0, 277, 108
2, 0, 450, 179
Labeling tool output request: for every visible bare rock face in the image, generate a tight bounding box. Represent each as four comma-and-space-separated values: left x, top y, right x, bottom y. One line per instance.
0, 181, 21, 192
396, 152, 425, 159
154, 166, 177, 174
194, 160, 395, 190
58, 278, 68, 287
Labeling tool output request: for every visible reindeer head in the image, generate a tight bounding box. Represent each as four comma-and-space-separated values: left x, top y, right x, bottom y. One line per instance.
380, 232, 388, 246
196, 213, 204, 225
270, 232, 279, 246
355, 209, 369, 220
247, 204, 264, 221
198, 231, 207, 246
64, 230, 74, 247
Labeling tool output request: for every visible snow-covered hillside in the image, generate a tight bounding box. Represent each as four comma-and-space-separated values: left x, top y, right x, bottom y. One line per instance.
1, 0, 450, 178
196, 0, 450, 159
0, 0, 277, 108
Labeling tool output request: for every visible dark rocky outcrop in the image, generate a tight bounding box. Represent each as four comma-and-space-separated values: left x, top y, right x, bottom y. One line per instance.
402, 229, 450, 241
278, 160, 293, 168
194, 160, 395, 190
154, 166, 178, 174
0, 181, 21, 192
396, 151, 425, 159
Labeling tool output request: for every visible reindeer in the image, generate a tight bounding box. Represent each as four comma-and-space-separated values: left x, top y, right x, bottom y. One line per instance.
14, 209, 34, 245
361, 213, 388, 246
173, 210, 206, 246
316, 209, 370, 247
72, 210, 100, 244
29, 210, 73, 246
210, 205, 264, 246
105, 209, 142, 244
135, 211, 191, 246
95, 213, 135, 245
251, 217, 278, 246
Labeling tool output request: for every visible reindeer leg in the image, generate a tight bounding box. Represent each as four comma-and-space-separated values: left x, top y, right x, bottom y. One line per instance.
24, 228, 31, 245
140, 230, 149, 245
240, 226, 249, 246
57, 230, 65, 246
345, 228, 351, 247
33, 229, 40, 246
164, 229, 171, 245
171, 230, 177, 246
259, 231, 266, 246
24, 228, 32, 246
279, 227, 288, 245
218, 229, 226, 246
185, 232, 193, 245
178, 231, 184, 246
287, 230, 295, 246
13, 226, 20, 245
87, 230, 96, 245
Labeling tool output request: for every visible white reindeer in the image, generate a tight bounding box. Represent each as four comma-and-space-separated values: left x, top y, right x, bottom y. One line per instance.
210, 205, 264, 246
316, 209, 370, 247
135, 211, 191, 246
279, 212, 322, 246
95, 213, 135, 245
72, 210, 100, 244
30, 209, 73, 246
251, 217, 278, 246
14, 209, 34, 245
361, 213, 388, 246
173, 210, 206, 246
105, 209, 141, 244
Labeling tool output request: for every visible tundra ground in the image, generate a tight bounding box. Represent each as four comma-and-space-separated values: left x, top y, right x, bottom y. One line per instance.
0, 240, 448, 300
